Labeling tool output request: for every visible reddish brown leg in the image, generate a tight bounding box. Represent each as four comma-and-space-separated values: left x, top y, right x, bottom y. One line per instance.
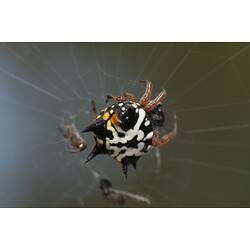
152, 114, 177, 147
123, 92, 137, 102
139, 80, 153, 107
144, 89, 167, 113
106, 92, 136, 103
105, 95, 116, 103
105, 95, 124, 103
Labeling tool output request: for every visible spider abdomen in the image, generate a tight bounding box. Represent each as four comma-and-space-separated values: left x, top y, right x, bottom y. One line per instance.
104, 103, 154, 163
83, 101, 155, 168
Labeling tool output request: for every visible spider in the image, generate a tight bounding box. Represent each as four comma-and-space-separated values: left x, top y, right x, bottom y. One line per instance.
58, 119, 87, 153
82, 80, 177, 177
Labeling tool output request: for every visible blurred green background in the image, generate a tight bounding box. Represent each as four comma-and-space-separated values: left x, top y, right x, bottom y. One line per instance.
0, 43, 249, 207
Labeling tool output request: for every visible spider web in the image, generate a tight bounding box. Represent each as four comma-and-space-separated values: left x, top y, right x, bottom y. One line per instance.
0, 42, 250, 207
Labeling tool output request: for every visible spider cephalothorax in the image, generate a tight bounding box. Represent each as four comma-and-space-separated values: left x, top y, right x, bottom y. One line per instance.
82, 81, 177, 177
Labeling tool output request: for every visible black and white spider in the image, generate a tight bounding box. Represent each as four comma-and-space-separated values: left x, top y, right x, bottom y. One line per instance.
82, 80, 177, 177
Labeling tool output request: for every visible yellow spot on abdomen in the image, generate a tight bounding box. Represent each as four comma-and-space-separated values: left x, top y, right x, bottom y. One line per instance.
102, 112, 110, 120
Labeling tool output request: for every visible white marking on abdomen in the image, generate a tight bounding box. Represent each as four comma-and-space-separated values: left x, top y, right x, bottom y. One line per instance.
137, 130, 144, 141
116, 142, 145, 162
144, 131, 153, 141
107, 108, 146, 144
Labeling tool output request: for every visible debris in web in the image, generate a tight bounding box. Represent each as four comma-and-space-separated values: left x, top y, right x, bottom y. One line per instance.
58, 119, 87, 153
83, 161, 151, 206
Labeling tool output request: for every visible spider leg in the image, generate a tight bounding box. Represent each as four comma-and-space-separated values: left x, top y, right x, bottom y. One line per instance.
152, 114, 177, 147
105, 95, 115, 103
123, 92, 137, 102
144, 89, 167, 113
105, 94, 124, 103
91, 100, 97, 118
105, 92, 136, 103
139, 80, 153, 107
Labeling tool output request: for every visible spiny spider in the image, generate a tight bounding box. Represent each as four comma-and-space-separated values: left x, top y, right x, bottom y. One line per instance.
82, 80, 177, 177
